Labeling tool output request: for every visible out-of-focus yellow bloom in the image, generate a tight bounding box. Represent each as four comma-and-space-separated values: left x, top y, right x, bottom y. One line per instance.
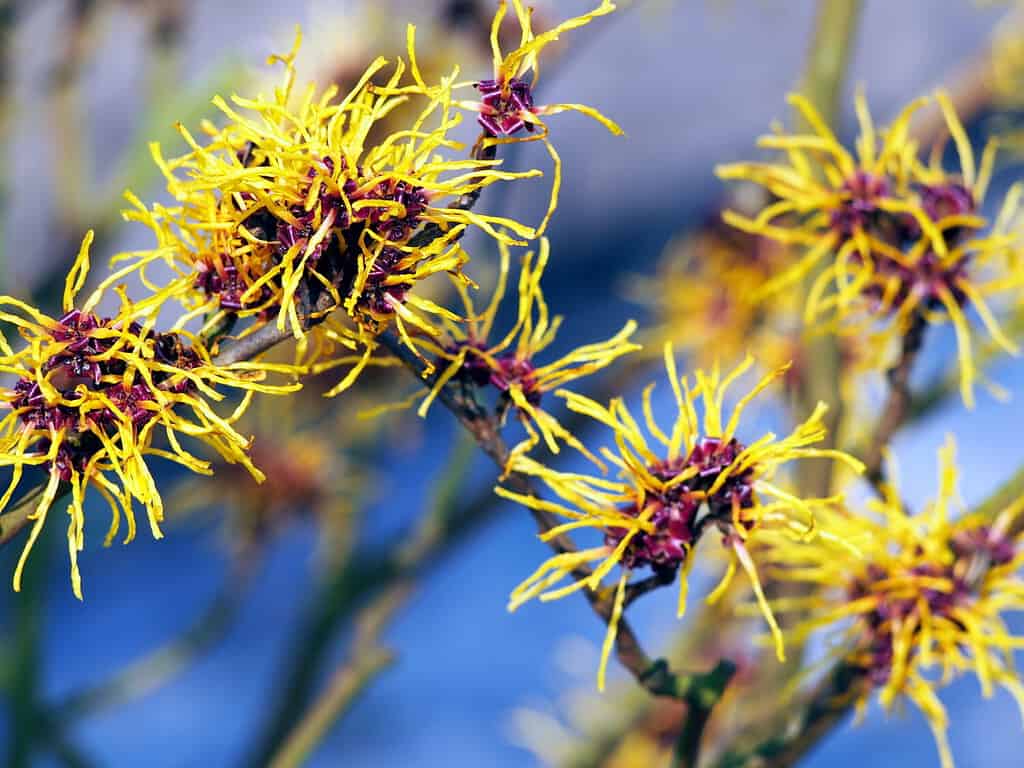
717, 90, 1023, 407
119, 27, 539, 393
452, 0, 624, 234
0, 234, 297, 598
760, 438, 1024, 768
171, 392, 359, 564
627, 213, 798, 371
406, 238, 638, 470
497, 345, 863, 689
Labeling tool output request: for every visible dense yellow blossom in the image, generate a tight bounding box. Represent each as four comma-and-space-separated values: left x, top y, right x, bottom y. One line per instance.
117, 27, 539, 394
0, 234, 297, 598
760, 439, 1024, 768
497, 345, 863, 689
717, 89, 1023, 407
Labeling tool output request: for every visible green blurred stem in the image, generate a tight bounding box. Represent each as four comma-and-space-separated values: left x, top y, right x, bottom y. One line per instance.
0, 0, 19, 293
671, 661, 737, 768
241, 487, 498, 764
793, 0, 862, 497
977, 463, 1024, 528
863, 313, 927, 495
746, 0, 863, 755
713, 662, 867, 768
268, 644, 394, 768
51, 1, 98, 238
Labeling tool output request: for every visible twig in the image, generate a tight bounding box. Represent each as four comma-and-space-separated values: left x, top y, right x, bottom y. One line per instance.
976, 462, 1024, 531
264, 435, 475, 767
671, 660, 738, 768
0, 482, 52, 548
624, 568, 677, 607
4, 488, 48, 768
863, 313, 928, 494
267, 594, 398, 768
714, 661, 867, 768
48, 559, 255, 722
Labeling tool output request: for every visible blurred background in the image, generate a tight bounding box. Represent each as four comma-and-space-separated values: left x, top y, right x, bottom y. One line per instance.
1, 0, 1023, 766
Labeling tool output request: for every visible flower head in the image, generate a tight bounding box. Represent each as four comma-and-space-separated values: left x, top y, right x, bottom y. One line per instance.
409, 238, 639, 469
455, 0, 624, 234
760, 439, 1024, 768
119, 28, 539, 392
717, 89, 1023, 407
497, 346, 863, 688
0, 234, 297, 598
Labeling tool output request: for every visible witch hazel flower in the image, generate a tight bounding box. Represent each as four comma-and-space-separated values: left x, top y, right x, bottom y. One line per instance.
497, 345, 863, 689
369, 238, 638, 471
761, 438, 1024, 768
717, 89, 1024, 407
0, 234, 298, 598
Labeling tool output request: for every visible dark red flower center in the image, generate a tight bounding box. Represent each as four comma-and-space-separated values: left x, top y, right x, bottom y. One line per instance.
10, 312, 201, 480
605, 437, 753, 570
475, 77, 536, 137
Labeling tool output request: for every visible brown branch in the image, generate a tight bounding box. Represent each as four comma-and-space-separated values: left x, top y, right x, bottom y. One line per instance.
863, 313, 928, 495
714, 661, 868, 768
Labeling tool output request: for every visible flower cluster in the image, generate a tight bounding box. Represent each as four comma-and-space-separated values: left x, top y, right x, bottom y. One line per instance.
121, 27, 538, 394
497, 346, 863, 688
0, 235, 297, 598
760, 439, 1024, 768
0, 0, 627, 599
717, 90, 1023, 407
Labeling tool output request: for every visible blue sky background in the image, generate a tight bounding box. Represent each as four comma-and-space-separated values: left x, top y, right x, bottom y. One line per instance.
1, 1, 1023, 766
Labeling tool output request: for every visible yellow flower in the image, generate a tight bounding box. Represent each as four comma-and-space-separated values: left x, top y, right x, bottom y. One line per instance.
117, 27, 540, 390
760, 438, 1024, 768
497, 345, 863, 689
0, 233, 297, 598
406, 238, 639, 470
454, 0, 624, 234
717, 89, 1023, 407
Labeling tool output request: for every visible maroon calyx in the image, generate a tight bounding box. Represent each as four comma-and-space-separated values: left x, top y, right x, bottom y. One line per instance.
489, 353, 542, 406
830, 171, 891, 239
355, 179, 430, 242
475, 77, 536, 137
357, 248, 414, 315
830, 173, 979, 316
195, 255, 276, 314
